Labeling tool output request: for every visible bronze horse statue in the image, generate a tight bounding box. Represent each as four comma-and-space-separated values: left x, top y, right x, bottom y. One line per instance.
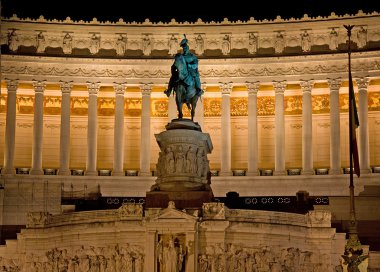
165, 53, 201, 121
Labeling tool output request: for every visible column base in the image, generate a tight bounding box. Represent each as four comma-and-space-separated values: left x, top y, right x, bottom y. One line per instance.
274, 170, 287, 176
1, 167, 16, 175
29, 169, 44, 175
57, 169, 71, 176
246, 170, 260, 176
85, 170, 98, 176
360, 168, 372, 174
329, 168, 342, 175
112, 171, 125, 176
219, 171, 232, 176
301, 169, 315, 175
138, 171, 152, 177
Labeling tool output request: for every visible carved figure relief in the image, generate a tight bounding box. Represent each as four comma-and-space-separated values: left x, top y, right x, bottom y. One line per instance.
195, 34, 205, 55
175, 146, 186, 173
248, 32, 258, 54
116, 34, 127, 56
168, 34, 178, 56
8, 29, 19, 52
157, 235, 186, 272
356, 26, 367, 48
185, 146, 197, 174
36, 31, 46, 53
329, 28, 339, 50
89, 33, 100, 54
62, 32, 73, 54
199, 244, 333, 272
142, 34, 152, 56
274, 32, 285, 53
221, 34, 231, 55
301, 30, 311, 52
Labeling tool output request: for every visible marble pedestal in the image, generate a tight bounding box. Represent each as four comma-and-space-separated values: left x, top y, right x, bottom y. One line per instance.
147, 119, 214, 208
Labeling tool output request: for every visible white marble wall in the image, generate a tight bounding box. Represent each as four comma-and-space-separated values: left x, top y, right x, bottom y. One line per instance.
0, 203, 347, 271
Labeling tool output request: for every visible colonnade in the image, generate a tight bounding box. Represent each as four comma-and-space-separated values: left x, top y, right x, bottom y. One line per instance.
1, 77, 371, 176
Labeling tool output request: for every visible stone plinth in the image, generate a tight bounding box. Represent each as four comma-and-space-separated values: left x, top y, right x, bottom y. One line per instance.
151, 119, 213, 192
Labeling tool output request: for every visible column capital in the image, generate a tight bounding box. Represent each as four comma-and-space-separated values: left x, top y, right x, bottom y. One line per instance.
299, 80, 314, 93
327, 78, 341, 91
219, 82, 233, 95
114, 82, 127, 95
246, 81, 260, 95
140, 83, 152, 96
355, 77, 370, 90
87, 82, 100, 95
59, 81, 73, 94
6, 79, 19, 92
273, 80, 287, 94
32, 80, 46, 94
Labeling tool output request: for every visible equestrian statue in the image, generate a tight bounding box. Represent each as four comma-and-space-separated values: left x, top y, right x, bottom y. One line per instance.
165, 35, 204, 121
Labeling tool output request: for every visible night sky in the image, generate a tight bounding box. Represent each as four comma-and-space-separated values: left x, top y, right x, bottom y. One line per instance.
1, 0, 379, 22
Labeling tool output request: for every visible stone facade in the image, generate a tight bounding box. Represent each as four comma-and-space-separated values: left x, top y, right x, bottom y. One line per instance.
1, 10, 380, 271
0, 203, 347, 271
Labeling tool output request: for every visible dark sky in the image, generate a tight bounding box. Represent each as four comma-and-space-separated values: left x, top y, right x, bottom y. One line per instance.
1, 0, 379, 23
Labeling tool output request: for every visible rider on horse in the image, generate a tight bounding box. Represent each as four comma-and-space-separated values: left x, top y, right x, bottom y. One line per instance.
165, 35, 204, 98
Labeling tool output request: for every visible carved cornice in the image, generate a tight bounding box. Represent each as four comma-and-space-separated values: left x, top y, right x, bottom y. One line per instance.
3, 11, 379, 25
2, 54, 380, 84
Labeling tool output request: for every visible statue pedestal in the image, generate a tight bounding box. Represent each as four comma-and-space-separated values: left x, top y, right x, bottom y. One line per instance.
146, 119, 214, 208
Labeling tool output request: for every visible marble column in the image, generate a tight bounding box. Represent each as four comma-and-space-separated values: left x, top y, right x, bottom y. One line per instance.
273, 81, 287, 176
2, 80, 18, 175
139, 83, 152, 176
300, 80, 314, 175
220, 82, 232, 176
356, 77, 371, 173
113, 83, 126, 176
328, 78, 342, 175
85, 82, 100, 176
246, 82, 260, 176
57, 82, 72, 176
168, 91, 177, 122
30, 81, 46, 175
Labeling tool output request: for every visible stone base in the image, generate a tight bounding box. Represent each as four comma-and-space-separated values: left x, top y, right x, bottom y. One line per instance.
145, 190, 214, 209
165, 118, 202, 131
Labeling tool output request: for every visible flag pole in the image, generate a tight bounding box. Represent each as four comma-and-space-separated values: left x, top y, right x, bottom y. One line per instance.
342, 24, 367, 269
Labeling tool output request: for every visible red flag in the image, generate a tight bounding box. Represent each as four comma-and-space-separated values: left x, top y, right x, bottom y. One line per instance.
348, 70, 360, 177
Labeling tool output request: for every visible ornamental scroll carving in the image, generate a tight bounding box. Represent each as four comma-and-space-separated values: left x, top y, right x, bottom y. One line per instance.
202, 203, 225, 219
118, 203, 143, 219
